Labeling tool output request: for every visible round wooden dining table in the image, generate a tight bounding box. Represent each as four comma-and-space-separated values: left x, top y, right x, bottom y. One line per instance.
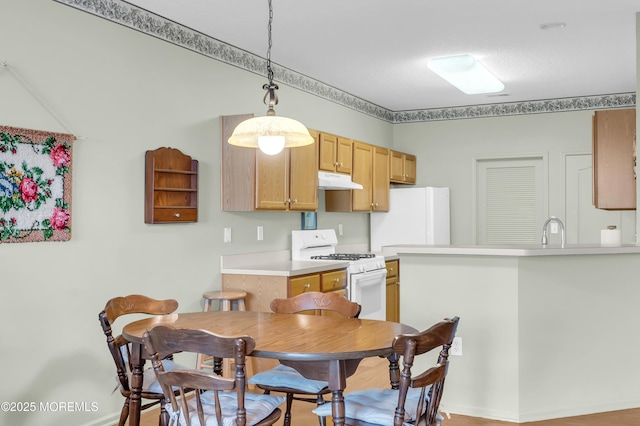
123, 310, 417, 426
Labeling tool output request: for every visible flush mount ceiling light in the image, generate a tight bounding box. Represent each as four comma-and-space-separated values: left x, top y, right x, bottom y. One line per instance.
228, 0, 313, 156
427, 54, 505, 95
540, 22, 566, 30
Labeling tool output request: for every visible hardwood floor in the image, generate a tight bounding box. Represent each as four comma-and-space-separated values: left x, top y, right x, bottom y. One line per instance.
136, 356, 640, 426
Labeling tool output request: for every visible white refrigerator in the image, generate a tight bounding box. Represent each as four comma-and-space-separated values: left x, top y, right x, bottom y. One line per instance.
370, 187, 450, 251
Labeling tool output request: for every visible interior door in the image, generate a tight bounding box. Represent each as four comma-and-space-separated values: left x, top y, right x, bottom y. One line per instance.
565, 154, 632, 243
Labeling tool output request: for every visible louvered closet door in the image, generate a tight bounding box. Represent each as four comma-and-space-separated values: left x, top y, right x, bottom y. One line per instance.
477, 157, 545, 244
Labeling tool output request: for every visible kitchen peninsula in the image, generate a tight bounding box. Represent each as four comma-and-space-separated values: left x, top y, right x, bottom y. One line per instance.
382, 244, 640, 423
220, 251, 349, 308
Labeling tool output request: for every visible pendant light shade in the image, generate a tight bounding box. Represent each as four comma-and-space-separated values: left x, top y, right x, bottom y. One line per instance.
227, 0, 313, 156
228, 115, 313, 155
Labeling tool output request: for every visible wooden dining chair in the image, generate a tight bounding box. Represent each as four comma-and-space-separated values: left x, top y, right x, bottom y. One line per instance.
249, 291, 361, 426
312, 316, 460, 426
142, 325, 284, 426
99, 294, 180, 426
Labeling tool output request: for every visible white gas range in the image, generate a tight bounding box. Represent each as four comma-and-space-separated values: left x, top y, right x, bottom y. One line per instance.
291, 229, 387, 320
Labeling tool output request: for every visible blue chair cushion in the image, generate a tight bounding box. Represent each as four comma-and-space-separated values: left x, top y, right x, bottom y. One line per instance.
312, 387, 436, 425
249, 364, 328, 393
167, 392, 285, 426
119, 360, 186, 394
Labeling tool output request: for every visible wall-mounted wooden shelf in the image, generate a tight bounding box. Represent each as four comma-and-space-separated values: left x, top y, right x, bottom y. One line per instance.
145, 147, 198, 223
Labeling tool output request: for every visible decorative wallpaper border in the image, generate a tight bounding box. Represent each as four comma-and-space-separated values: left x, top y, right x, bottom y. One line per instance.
53, 0, 636, 123
395, 93, 637, 123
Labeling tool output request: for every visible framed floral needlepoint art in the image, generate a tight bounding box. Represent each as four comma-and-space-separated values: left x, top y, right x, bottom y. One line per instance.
0, 125, 74, 243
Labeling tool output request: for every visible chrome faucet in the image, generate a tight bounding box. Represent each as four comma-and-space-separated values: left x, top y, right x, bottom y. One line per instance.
541, 216, 565, 248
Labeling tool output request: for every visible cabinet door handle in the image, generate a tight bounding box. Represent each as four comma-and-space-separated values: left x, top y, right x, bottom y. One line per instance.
291, 199, 297, 204
334, 278, 340, 283
174, 213, 181, 218
304, 283, 311, 288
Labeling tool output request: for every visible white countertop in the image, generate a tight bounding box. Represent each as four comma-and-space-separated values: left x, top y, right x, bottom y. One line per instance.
381, 243, 640, 257
221, 259, 351, 277
220, 250, 349, 276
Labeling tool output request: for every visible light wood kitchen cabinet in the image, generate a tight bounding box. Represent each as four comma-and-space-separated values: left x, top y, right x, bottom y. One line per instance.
222, 267, 347, 372
389, 150, 417, 184
592, 108, 636, 210
221, 268, 347, 312
317, 132, 353, 174
320, 269, 348, 292
372, 145, 390, 210
289, 274, 321, 295
221, 114, 318, 212
325, 141, 390, 212
352, 141, 374, 211
385, 260, 399, 322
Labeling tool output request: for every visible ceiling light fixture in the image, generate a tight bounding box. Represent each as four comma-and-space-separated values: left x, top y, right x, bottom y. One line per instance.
228, 0, 313, 155
427, 54, 504, 95
540, 22, 566, 30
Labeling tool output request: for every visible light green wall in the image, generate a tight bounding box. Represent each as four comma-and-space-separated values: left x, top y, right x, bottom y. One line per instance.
0, 1, 386, 425
0, 2, 637, 425
392, 111, 636, 244
399, 253, 640, 422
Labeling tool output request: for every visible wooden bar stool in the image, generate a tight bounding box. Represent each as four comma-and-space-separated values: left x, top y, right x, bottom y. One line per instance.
196, 291, 252, 379
201, 290, 247, 314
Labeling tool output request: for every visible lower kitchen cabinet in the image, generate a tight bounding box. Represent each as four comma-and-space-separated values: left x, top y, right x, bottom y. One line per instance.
222, 268, 347, 372
385, 260, 399, 322
222, 269, 347, 311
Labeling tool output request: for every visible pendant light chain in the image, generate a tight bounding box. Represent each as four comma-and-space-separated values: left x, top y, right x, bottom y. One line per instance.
227, 0, 314, 152
263, 0, 278, 116
266, 0, 274, 84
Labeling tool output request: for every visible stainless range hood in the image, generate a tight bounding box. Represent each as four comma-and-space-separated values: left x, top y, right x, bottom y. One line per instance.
318, 171, 363, 190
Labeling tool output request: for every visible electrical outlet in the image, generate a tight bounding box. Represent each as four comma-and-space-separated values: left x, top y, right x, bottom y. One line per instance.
224, 227, 231, 243
257, 225, 263, 241
450, 337, 462, 356
338, 224, 343, 236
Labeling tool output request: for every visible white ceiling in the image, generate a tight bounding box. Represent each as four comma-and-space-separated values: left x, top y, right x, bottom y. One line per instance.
126, 0, 638, 111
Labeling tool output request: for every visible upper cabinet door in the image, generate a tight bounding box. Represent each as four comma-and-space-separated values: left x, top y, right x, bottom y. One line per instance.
318, 133, 338, 172
592, 108, 636, 210
352, 141, 373, 211
372, 146, 389, 212
255, 149, 290, 210
289, 130, 318, 211
389, 150, 416, 184
403, 154, 416, 184
318, 132, 353, 174
389, 150, 404, 182
336, 137, 353, 174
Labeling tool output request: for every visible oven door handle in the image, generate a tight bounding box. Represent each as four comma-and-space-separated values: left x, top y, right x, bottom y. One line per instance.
361, 269, 387, 278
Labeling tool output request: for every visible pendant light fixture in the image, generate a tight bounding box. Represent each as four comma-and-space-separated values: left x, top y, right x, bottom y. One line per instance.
228, 0, 313, 155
